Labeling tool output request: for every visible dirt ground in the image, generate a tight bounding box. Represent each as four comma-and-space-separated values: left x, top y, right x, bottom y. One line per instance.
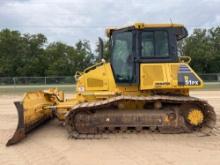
0, 91, 220, 165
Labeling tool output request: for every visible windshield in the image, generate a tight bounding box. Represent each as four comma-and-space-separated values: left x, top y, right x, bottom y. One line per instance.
111, 31, 134, 83
141, 31, 169, 58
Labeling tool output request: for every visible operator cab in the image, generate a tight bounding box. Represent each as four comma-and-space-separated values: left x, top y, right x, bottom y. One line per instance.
106, 23, 188, 84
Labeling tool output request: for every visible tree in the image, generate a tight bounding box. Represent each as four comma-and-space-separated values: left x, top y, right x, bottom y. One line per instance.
1, 27, 220, 78
95, 39, 110, 61
75, 40, 95, 70
45, 40, 95, 76
45, 42, 76, 76
0, 29, 96, 77
16, 33, 47, 76
183, 27, 220, 73
0, 29, 23, 76
0, 29, 47, 76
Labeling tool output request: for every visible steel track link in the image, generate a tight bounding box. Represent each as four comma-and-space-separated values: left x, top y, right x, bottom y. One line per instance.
65, 95, 216, 139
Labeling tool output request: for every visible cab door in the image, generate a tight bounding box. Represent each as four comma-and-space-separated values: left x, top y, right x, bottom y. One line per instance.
111, 31, 136, 84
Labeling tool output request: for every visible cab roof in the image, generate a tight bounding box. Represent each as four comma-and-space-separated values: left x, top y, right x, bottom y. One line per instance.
106, 22, 188, 40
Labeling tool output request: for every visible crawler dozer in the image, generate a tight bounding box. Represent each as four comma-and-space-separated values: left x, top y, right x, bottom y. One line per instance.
7, 23, 216, 146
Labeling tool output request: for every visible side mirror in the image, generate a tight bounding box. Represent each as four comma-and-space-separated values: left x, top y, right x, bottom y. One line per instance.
98, 37, 104, 61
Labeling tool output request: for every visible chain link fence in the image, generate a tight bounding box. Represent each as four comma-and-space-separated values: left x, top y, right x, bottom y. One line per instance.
199, 73, 220, 82
0, 76, 75, 85
0, 74, 219, 86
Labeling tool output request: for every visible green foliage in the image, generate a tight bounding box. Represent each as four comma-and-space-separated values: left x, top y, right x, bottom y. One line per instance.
45, 40, 95, 76
95, 39, 110, 61
0, 29, 95, 76
0, 27, 220, 77
183, 27, 220, 73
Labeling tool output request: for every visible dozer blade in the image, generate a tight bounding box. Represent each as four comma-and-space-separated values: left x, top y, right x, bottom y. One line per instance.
6, 91, 55, 146
6, 102, 26, 146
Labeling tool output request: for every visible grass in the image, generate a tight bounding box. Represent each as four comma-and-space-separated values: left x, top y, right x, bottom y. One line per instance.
0, 82, 219, 95
0, 84, 76, 95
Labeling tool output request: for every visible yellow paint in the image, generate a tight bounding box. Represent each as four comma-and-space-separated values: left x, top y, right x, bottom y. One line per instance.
22, 91, 54, 126
164, 116, 170, 123
187, 109, 204, 126
106, 22, 185, 37
134, 23, 184, 29
140, 63, 204, 90
184, 76, 189, 82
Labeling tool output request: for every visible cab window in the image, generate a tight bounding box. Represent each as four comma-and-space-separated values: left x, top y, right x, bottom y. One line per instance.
141, 31, 169, 58
111, 31, 134, 83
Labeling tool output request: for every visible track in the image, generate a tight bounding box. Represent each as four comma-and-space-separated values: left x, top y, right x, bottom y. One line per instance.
65, 95, 216, 139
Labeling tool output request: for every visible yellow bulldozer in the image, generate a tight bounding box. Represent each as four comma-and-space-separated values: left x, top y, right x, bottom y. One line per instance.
7, 23, 216, 146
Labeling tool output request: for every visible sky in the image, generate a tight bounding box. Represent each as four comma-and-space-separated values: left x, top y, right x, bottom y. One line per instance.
0, 0, 220, 48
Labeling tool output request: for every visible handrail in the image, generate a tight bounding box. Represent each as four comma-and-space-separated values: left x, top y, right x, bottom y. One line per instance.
84, 60, 105, 73
179, 56, 191, 64
74, 60, 106, 81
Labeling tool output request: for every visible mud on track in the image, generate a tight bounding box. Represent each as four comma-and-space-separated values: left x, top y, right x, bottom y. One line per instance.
0, 91, 220, 165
